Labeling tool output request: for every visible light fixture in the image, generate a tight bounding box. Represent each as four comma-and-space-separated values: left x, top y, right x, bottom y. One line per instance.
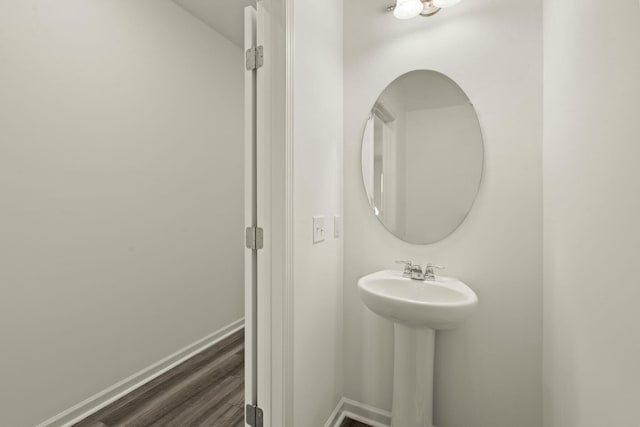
432, 0, 461, 8
420, 1, 440, 16
393, 0, 423, 20
387, 0, 461, 19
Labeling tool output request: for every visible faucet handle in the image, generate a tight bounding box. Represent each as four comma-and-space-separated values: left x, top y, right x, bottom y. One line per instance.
424, 263, 444, 280
395, 260, 413, 276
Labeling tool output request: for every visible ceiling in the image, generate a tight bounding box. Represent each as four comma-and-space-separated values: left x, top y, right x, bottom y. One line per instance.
173, 0, 255, 47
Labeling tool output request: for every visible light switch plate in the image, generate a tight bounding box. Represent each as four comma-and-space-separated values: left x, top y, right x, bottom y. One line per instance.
313, 216, 325, 243
334, 215, 342, 238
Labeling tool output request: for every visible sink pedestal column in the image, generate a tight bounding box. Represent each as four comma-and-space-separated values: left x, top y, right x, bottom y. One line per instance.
392, 324, 435, 427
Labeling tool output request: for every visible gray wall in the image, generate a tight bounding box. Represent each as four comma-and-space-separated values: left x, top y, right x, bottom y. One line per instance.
343, 0, 543, 425
543, 1, 640, 426
0, 1, 244, 425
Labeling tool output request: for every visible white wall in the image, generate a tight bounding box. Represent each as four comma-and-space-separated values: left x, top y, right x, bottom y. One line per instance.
0, 1, 244, 425
543, 1, 640, 426
292, 0, 344, 424
343, 0, 543, 426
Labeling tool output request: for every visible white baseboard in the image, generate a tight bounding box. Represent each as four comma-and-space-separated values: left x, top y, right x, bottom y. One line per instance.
36, 318, 245, 427
325, 398, 392, 427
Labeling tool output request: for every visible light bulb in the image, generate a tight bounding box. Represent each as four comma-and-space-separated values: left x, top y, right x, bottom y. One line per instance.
393, 0, 423, 19
432, 0, 461, 8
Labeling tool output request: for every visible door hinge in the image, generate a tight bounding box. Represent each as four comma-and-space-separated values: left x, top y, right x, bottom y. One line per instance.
245, 226, 264, 250
246, 46, 264, 70
246, 404, 264, 427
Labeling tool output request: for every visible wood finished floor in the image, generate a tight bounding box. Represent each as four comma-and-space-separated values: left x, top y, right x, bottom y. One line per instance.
339, 418, 372, 427
73, 329, 245, 427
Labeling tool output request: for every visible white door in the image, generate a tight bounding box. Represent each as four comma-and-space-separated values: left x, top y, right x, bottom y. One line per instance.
244, 5, 258, 426
244, 3, 273, 426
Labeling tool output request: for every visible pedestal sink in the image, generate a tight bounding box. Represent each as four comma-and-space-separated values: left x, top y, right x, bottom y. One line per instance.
358, 270, 478, 427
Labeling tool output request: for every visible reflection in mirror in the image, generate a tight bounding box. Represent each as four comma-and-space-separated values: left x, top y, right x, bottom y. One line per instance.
361, 70, 483, 244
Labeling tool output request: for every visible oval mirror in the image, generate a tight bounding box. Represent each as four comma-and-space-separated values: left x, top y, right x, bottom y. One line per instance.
361, 70, 483, 244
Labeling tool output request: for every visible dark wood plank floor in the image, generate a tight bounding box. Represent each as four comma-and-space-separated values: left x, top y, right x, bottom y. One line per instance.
74, 329, 245, 427
340, 418, 372, 427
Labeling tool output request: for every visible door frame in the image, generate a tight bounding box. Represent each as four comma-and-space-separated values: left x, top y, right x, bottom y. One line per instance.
281, 0, 294, 424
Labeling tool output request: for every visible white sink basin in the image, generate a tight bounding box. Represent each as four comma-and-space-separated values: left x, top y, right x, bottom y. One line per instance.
358, 269, 478, 329
357, 269, 478, 427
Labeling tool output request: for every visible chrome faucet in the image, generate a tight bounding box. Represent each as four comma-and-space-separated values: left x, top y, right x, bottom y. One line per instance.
395, 260, 444, 281
395, 260, 423, 280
